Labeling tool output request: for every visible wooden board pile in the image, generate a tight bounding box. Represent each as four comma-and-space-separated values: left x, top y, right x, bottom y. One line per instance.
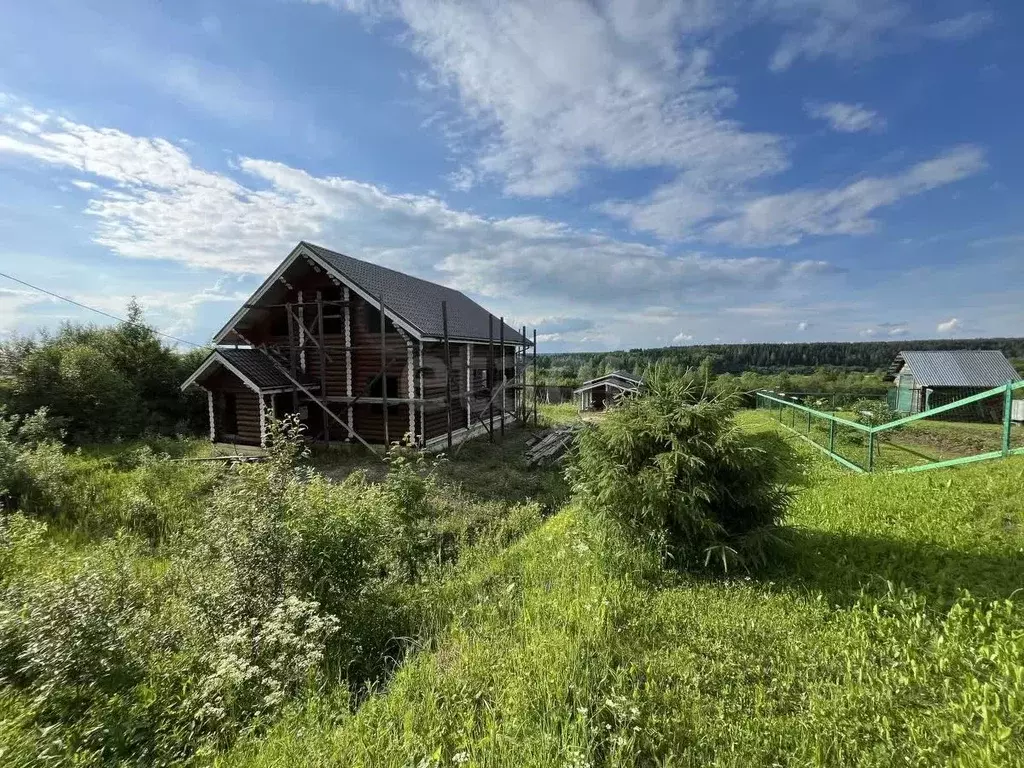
524, 424, 582, 467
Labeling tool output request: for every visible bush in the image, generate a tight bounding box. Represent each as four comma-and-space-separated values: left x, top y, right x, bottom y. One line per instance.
851, 398, 900, 428
0, 412, 549, 764
570, 366, 790, 571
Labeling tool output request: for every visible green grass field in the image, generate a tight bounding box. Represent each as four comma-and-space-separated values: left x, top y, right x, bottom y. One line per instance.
220, 411, 1024, 767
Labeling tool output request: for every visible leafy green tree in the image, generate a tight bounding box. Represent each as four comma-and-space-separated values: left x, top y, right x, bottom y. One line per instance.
0, 302, 208, 443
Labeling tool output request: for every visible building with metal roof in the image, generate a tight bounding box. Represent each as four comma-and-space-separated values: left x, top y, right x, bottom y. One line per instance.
885, 350, 1019, 418
574, 370, 643, 412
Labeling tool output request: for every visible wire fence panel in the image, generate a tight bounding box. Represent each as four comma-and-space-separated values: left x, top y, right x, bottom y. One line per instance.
755, 381, 1024, 474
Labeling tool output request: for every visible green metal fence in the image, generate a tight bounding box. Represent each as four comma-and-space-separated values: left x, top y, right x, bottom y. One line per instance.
755, 380, 1024, 474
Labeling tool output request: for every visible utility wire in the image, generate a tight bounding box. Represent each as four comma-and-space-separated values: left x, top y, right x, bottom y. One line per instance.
0, 270, 206, 349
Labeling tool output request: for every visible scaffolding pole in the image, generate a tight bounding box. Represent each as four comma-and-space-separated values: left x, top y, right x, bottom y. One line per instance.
521, 325, 527, 424
499, 317, 505, 437
287, 301, 299, 412
442, 300, 453, 451
251, 345, 379, 457
379, 293, 389, 448
488, 314, 494, 441
533, 328, 538, 426
316, 290, 329, 446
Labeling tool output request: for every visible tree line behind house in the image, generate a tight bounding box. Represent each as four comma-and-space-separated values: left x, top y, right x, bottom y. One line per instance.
535, 337, 1024, 386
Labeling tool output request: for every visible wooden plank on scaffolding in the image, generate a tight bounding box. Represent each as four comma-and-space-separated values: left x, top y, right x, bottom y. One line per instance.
499, 317, 505, 437
317, 290, 329, 447
288, 305, 334, 363
533, 328, 538, 426
442, 300, 453, 450
252, 346, 379, 457
521, 325, 527, 424
287, 301, 298, 412
380, 293, 389, 448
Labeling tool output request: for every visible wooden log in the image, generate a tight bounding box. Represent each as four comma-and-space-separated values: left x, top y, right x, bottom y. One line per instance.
317, 290, 329, 446
442, 300, 452, 450
533, 328, 538, 426
379, 293, 389, 448
499, 317, 505, 437
287, 301, 298, 412
488, 314, 494, 441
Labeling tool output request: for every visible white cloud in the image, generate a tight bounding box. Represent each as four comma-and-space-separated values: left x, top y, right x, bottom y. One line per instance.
859, 328, 877, 337
805, 101, 885, 133
71, 180, 98, 190
672, 332, 694, 344
886, 325, 908, 336
761, 1, 991, 72
0, 288, 56, 331
702, 145, 986, 247
763, 0, 910, 72
922, 10, 993, 41
0, 101, 838, 321
937, 317, 962, 333
524, 316, 594, 335
308, 0, 990, 253
607, 145, 985, 244
321, 0, 786, 199
797, 321, 809, 331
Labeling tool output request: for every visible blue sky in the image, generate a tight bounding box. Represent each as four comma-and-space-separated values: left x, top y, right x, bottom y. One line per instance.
0, 0, 1021, 352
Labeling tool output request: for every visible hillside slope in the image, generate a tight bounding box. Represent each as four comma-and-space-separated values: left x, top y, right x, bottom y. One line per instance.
221, 413, 1024, 767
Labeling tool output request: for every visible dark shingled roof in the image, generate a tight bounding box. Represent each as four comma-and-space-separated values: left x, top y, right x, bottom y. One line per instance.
305, 242, 529, 345
216, 348, 313, 390
888, 350, 1020, 388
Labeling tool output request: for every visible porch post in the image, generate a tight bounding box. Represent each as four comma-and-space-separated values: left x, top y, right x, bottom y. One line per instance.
344, 285, 353, 441
466, 342, 472, 426
260, 394, 268, 449
407, 337, 416, 443
207, 389, 215, 442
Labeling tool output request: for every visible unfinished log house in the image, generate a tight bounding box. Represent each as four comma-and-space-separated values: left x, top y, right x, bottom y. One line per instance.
182, 242, 532, 448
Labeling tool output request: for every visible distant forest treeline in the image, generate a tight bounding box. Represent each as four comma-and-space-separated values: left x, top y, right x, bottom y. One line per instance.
535, 337, 1024, 385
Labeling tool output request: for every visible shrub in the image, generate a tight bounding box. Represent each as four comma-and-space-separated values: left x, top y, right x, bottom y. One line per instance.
196, 595, 339, 736
570, 366, 790, 571
851, 398, 900, 428
0, 407, 71, 515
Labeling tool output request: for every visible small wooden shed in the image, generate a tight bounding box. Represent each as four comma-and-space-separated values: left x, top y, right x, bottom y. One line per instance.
574, 370, 643, 412
885, 350, 1019, 419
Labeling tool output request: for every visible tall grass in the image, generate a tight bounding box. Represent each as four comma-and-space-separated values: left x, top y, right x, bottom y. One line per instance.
221, 413, 1024, 768
0, 417, 547, 765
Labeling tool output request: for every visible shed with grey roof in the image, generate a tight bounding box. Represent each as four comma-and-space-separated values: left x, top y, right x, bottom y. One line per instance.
574, 370, 644, 412
885, 350, 1020, 419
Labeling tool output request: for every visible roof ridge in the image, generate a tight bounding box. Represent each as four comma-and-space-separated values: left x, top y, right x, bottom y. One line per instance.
303, 241, 471, 302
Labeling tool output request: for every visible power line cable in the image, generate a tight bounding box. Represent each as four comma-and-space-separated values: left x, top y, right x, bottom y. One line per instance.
0, 270, 206, 349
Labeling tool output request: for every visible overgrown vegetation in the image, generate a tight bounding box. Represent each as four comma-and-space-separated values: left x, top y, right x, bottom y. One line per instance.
221, 413, 1024, 767
0, 300, 207, 443
0, 415, 545, 765
2, 343, 1021, 766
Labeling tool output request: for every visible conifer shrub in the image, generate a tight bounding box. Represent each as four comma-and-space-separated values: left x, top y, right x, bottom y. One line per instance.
570, 367, 790, 570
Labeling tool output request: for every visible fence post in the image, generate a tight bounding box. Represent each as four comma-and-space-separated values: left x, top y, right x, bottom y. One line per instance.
867, 431, 875, 472
807, 410, 812, 433
828, 418, 835, 453
1002, 380, 1013, 457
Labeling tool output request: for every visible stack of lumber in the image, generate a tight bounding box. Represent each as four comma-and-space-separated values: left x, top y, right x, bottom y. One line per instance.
524, 424, 581, 467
